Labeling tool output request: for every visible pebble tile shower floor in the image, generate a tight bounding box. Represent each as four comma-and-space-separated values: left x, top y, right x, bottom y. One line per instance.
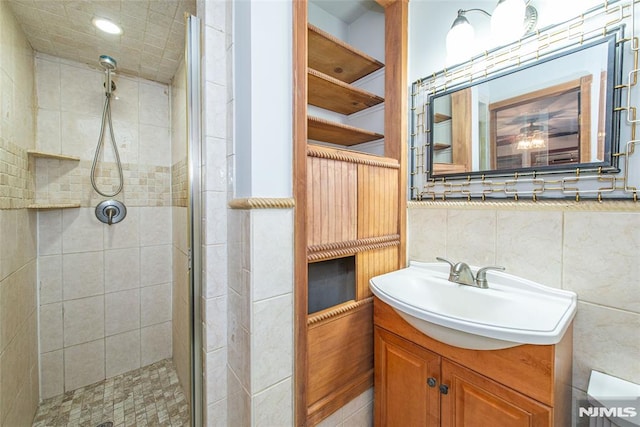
32, 359, 190, 427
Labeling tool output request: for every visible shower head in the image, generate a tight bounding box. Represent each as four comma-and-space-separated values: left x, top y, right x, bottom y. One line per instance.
99, 55, 117, 95
99, 55, 117, 71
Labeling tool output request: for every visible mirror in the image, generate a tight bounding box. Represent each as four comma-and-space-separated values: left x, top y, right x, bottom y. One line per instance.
425, 30, 621, 179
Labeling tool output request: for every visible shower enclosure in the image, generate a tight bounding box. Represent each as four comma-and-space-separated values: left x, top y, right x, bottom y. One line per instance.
0, 1, 202, 425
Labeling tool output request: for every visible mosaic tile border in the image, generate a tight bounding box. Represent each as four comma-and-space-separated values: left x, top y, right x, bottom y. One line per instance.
34, 159, 171, 208
0, 138, 34, 209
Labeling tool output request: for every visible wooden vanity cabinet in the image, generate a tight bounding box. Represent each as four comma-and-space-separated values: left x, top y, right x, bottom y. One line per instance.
374, 298, 572, 427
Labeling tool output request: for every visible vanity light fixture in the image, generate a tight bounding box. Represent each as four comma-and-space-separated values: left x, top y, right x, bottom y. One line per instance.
516, 121, 547, 150
92, 17, 123, 35
446, 0, 538, 64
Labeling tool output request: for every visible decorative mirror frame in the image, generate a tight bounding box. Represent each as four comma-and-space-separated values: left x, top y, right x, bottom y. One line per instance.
410, 0, 640, 201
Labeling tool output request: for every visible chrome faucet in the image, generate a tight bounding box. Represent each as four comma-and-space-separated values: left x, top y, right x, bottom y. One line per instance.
436, 257, 505, 288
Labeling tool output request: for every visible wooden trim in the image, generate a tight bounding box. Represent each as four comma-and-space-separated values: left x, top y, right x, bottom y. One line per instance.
308, 234, 399, 254
307, 370, 373, 426
308, 237, 400, 262
228, 197, 295, 209
293, 0, 308, 425
382, 0, 409, 268
307, 144, 399, 169
307, 297, 374, 326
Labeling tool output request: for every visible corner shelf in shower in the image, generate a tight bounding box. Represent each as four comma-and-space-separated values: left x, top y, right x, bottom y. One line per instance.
27, 203, 81, 210
27, 150, 80, 161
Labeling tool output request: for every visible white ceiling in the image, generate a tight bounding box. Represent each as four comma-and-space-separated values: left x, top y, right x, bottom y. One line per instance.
7, 0, 196, 84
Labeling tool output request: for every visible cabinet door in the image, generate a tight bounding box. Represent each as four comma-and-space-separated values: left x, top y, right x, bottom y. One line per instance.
374, 327, 440, 427
440, 360, 552, 427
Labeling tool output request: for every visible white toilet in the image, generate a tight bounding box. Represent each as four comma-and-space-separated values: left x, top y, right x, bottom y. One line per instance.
586, 370, 640, 427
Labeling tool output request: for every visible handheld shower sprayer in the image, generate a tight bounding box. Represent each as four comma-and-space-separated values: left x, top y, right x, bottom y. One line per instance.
91, 55, 123, 199
99, 55, 117, 96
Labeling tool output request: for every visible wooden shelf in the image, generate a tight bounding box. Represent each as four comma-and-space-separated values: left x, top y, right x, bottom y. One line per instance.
434, 113, 451, 123
27, 150, 80, 161
27, 203, 81, 210
308, 24, 384, 84
308, 116, 383, 146
433, 143, 451, 151
308, 68, 384, 115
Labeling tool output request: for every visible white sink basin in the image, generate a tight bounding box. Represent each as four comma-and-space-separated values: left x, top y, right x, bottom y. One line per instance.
369, 261, 577, 350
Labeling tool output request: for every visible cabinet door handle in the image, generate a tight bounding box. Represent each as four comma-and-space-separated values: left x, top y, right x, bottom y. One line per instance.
427, 377, 437, 388
439, 384, 449, 395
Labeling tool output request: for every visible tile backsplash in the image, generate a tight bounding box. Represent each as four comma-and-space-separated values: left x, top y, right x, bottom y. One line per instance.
408, 202, 640, 397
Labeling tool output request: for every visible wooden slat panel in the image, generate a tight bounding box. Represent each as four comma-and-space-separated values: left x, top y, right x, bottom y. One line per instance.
307, 301, 374, 409
308, 24, 384, 84
307, 156, 357, 247
356, 245, 399, 300
308, 68, 384, 115
358, 165, 399, 239
308, 116, 384, 146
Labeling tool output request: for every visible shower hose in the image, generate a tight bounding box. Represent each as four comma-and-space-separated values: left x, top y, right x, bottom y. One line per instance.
91, 93, 124, 197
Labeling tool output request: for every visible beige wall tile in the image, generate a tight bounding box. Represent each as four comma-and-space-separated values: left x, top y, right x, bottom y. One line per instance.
40, 302, 63, 352
36, 109, 61, 154
206, 398, 228, 427
250, 209, 293, 302
60, 111, 102, 160
59, 62, 103, 117
140, 321, 172, 365
251, 293, 292, 393
38, 210, 63, 256
227, 368, 250, 427
205, 191, 227, 245
252, 377, 292, 427
109, 76, 139, 124
35, 56, 61, 111
140, 206, 172, 246
205, 295, 227, 353
496, 210, 563, 288
40, 349, 64, 400
38, 254, 62, 304
63, 295, 104, 347
140, 244, 172, 286
407, 208, 447, 263
104, 247, 140, 293
205, 347, 228, 405
106, 330, 141, 378
139, 124, 171, 166
204, 243, 227, 298
141, 282, 171, 327
563, 212, 640, 311
62, 208, 104, 253
572, 301, 640, 391
62, 251, 104, 299
105, 289, 140, 336
446, 209, 497, 266
64, 339, 105, 391
104, 207, 140, 249
139, 81, 169, 127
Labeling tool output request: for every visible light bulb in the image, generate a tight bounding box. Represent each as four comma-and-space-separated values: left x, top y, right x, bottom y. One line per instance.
491, 0, 526, 46
446, 16, 475, 65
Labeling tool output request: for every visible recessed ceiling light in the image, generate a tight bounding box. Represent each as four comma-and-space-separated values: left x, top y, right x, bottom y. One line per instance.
93, 18, 122, 35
